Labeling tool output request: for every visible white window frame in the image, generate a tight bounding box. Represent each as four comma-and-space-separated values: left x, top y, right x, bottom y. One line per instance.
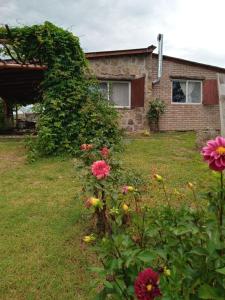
171, 79, 202, 105
100, 80, 131, 108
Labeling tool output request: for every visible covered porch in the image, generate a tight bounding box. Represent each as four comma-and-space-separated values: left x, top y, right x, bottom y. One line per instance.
0, 61, 46, 133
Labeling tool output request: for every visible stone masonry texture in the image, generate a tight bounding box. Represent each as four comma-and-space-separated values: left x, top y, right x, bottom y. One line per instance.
88, 53, 222, 132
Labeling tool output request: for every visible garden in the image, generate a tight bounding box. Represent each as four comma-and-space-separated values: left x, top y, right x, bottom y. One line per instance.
0, 22, 224, 299
0, 132, 224, 299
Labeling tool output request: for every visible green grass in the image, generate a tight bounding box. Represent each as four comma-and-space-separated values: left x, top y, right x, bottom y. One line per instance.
0, 133, 214, 299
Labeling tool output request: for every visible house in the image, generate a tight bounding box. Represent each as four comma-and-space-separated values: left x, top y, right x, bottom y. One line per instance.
86, 40, 225, 132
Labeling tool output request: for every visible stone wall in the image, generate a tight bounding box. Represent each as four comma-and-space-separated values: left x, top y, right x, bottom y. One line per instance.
88, 54, 152, 131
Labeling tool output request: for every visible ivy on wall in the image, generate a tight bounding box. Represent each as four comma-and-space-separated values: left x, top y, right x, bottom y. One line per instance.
0, 22, 121, 155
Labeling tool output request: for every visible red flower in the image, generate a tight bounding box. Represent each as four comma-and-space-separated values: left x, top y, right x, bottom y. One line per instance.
134, 268, 161, 300
80, 144, 93, 151
100, 147, 110, 158
91, 160, 110, 180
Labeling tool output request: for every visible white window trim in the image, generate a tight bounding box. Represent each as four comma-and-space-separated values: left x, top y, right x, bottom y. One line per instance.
171, 79, 202, 105
100, 80, 131, 109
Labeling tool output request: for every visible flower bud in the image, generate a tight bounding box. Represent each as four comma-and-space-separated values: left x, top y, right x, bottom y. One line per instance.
122, 203, 129, 213
163, 267, 171, 276
127, 186, 134, 192
83, 235, 95, 243
187, 182, 194, 189
154, 174, 163, 182
86, 197, 102, 209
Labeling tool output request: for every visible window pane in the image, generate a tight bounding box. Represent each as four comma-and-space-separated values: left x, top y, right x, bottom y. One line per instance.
188, 81, 201, 103
172, 81, 186, 103
99, 82, 108, 99
110, 82, 129, 107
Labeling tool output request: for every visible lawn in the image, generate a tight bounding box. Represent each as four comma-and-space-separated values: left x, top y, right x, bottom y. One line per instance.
0, 132, 214, 299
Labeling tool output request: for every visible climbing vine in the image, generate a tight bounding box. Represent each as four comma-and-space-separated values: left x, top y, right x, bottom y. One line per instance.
0, 22, 121, 155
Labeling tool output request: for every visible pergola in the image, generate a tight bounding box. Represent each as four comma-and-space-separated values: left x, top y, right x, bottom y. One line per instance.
0, 61, 46, 128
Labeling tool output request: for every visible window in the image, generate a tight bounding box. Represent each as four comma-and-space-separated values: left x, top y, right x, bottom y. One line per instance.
172, 80, 202, 104
99, 81, 131, 108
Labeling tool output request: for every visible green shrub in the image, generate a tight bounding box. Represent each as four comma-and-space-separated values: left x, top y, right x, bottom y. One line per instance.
147, 99, 166, 132
79, 142, 225, 299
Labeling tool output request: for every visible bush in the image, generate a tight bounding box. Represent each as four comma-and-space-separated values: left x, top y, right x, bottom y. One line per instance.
79, 137, 225, 300
147, 99, 166, 132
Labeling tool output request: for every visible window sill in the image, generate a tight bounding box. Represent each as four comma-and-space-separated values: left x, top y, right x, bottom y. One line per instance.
115, 106, 131, 110
171, 102, 202, 105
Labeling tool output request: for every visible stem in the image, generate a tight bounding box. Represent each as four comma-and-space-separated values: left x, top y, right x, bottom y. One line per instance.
219, 172, 224, 251
162, 182, 170, 207
140, 208, 146, 248
100, 259, 130, 300
220, 172, 224, 227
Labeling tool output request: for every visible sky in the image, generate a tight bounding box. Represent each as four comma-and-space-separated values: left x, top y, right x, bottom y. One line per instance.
1, 0, 225, 67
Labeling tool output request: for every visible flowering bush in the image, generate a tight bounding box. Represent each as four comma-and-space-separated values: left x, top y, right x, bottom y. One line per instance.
79, 137, 225, 300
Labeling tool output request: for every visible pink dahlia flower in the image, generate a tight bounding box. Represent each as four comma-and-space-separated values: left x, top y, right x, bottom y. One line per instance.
100, 147, 110, 158
91, 160, 110, 180
201, 136, 225, 171
134, 268, 161, 300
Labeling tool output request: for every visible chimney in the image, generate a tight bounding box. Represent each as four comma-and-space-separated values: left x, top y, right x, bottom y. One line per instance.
153, 34, 163, 84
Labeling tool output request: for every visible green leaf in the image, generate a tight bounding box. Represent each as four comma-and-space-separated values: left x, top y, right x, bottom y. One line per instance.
137, 250, 157, 263
216, 267, 225, 275
104, 280, 114, 289
198, 284, 223, 299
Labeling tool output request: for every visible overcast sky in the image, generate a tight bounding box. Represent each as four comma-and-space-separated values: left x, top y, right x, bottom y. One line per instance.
1, 0, 225, 67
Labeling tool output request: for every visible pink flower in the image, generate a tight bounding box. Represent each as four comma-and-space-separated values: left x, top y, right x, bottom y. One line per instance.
201, 136, 225, 171
80, 144, 93, 151
134, 268, 161, 300
122, 185, 129, 194
91, 160, 110, 180
100, 147, 110, 158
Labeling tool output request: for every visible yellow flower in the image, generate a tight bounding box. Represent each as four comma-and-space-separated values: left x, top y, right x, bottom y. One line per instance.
127, 186, 134, 192
187, 182, 194, 189
163, 267, 171, 276
83, 234, 95, 243
122, 204, 129, 213
90, 197, 102, 208
154, 174, 163, 182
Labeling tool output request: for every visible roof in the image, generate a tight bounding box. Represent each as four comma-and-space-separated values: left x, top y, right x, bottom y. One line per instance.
86, 45, 156, 59
152, 53, 225, 73
0, 61, 47, 70
85, 46, 225, 73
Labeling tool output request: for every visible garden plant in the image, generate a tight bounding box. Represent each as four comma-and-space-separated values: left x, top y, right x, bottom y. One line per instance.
147, 99, 166, 132
79, 136, 225, 300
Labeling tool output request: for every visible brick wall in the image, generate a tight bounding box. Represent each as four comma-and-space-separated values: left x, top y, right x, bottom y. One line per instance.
152, 56, 221, 131
88, 55, 152, 131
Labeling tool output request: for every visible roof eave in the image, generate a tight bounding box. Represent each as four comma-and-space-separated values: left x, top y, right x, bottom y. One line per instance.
86, 45, 156, 59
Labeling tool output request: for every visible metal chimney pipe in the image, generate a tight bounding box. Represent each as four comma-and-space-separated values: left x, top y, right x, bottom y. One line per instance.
153, 33, 163, 84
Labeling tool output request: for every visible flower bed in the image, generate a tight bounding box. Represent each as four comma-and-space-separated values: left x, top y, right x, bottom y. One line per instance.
78, 137, 225, 299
